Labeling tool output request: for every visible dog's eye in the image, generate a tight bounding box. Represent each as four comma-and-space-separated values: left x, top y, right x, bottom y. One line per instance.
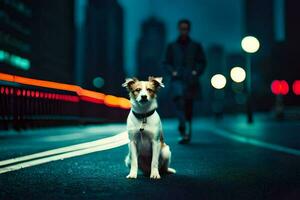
147, 88, 154, 93
135, 88, 141, 92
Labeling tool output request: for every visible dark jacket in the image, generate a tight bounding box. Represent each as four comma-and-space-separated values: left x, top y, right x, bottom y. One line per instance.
163, 37, 206, 99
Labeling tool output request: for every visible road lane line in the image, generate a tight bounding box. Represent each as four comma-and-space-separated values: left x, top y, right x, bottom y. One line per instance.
0, 131, 129, 174
210, 126, 300, 156
0, 133, 129, 174
0, 131, 128, 167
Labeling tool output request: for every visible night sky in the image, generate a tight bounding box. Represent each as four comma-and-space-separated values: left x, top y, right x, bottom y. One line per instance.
119, 0, 244, 76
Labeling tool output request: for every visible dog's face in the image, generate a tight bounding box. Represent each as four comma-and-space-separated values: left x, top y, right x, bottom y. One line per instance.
122, 76, 164, 105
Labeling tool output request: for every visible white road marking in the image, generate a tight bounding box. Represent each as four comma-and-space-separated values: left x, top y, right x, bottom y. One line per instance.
209, 126, 300, 156
0, 131, 128, 167
0, 133, 129, 174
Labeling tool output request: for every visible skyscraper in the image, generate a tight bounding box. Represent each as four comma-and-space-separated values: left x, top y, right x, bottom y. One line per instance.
201, 44, 226, 114
284, 0, 300, 81
135, 17, 169, 115
31, 0, 75, 83
0, 0, 32, 74
0, 0, 75, 83
244, 0, 276, 109
84, 0, 125, 96
244, 0, 275, 59
136, 17, 166, 79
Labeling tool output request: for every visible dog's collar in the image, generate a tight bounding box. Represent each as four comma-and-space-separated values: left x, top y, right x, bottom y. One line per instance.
132, 109, 156, 132
132, 109, 156, 120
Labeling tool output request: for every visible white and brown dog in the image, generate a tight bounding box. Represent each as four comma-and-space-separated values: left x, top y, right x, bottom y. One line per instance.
122, 76, 176, 179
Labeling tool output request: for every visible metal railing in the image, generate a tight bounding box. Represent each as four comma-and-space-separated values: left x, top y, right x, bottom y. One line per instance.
0, 73, 130, 130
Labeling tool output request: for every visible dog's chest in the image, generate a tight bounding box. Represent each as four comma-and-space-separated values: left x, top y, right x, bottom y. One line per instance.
136, 131, 152, 156
127, 111, 161, 155
127, 112, 160, 137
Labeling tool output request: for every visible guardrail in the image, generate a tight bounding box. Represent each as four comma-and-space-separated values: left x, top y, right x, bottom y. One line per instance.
0, 73, 131, 130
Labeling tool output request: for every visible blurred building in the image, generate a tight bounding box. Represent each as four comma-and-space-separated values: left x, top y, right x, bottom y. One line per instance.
136, 17, 166, 79
84, 0, 125, 96
245, 0, 299, 108
136, 17, 170, 116
74, 0, 87, 86
280, 0, 300, 105
201, 45, 226, 114
244, 0, 276, 110
0, 0, 32, 75
245, 0, 275, 59
0, 0, 75, 83
284, 0, 300, 81
226, 53, 245, 71
31, 0, 75, 83
206, 45, 226, 75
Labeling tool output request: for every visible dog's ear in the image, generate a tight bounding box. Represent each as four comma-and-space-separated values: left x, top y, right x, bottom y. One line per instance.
148, 76, 165, 89
122, 77, 138, 90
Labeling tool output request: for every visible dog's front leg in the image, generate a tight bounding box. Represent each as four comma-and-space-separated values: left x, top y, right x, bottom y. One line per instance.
150, 140, 161, 179
126, 141, 138, 179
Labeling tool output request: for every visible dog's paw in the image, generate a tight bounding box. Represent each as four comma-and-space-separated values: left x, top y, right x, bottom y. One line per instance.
150, 169, 161, 179
126, 172, 137, 179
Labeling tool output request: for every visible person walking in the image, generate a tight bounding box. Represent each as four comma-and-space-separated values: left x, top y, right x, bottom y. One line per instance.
163, 19, 206, 144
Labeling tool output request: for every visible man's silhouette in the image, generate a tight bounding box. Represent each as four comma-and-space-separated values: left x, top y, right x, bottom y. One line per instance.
163, 19, 206, 144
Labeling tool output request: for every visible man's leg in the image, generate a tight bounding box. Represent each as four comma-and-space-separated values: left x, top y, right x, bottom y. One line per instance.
173, 96, 186, 137
185, 98, 194, 141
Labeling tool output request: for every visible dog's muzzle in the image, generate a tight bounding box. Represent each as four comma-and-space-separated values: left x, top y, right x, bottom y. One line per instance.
139, 95, 148, 103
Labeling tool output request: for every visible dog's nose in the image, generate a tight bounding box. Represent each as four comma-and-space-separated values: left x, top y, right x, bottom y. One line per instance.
141, 95, 147, 100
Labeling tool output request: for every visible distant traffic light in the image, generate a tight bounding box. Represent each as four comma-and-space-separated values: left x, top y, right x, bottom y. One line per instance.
271, 80, 289, 95
292, 80, 300, 95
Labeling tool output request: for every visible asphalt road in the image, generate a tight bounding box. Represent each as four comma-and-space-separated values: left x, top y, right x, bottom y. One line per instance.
0, 117, 300, 200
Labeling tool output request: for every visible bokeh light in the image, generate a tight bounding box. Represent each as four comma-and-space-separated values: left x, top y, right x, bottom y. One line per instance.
241, 36, 260, 53
271, 80, 289, 95
93, 77, 105, 88
292, 80, 300, 95
230, 67, 246, 83
211, 74, 226, 89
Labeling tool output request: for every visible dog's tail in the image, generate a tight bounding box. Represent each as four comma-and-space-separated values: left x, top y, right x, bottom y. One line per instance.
125, 154, 130, 167
167, 167, 176, 174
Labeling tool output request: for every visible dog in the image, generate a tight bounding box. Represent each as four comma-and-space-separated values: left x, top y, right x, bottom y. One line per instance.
122, 76, 176, 179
